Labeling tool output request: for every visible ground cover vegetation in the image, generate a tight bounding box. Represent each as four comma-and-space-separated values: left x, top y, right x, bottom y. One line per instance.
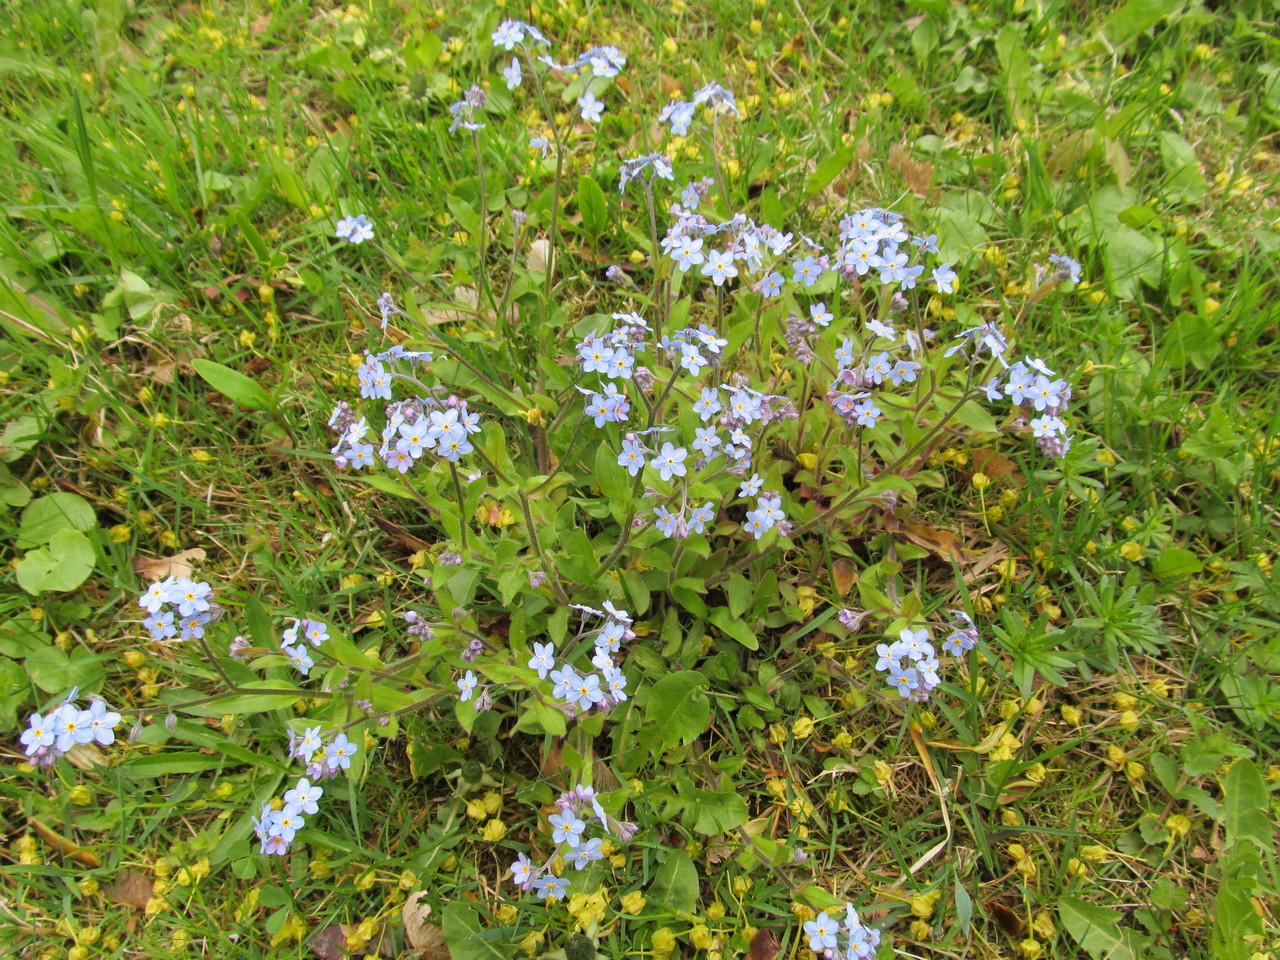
0, 0, 1278, 957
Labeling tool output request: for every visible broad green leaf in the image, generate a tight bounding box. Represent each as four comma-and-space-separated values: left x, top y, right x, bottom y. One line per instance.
357, 474, 417, 499
0, 415, 43, 463
443, 900, 512, 960
1223, 759, 1273, 854
24, 646, 106, 695
1103, 226, 1161, 299
1102, 0, 1185, 45
648, 848, 699, 914
16, 529, 96, 594
1158, 132, 1206, 202
577, 174, 608, 238
1059, 896, 1146, 960
644, 671, 710, 752
121, 752, 230, 777
191, 359, 271, 410
805, 142, 856, 198
708, 607, 758, 650
1152, 547, 1204, 578
202, 681, 301, 715
17, 492, 95, 547
688, 782, 749, 835
1211, 845, 1264, 960
233, 209, 271, 264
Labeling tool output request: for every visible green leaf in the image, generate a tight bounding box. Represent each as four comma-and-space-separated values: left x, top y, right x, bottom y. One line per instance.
805, 142, 856, 198
202, 681, 301, 715
356, 473, 417, 499
687, 781, 749, 835
1102, 0, 1185, 45
1103, 226, 1162, 299
1158, 132, 1206, 202
443, 900, 512, 960
644, 671, 710, 752
708, 607, 758, 650
16, 529, 96, 594
1211, 846, 1264, 960
648, 848, 699, 914
233, 209, 271, 264
191, 359, 271, 410
17, 492, 95, 547
445, 195, 481, 237
1059, 896, 1147, 960
1152, 547, 1204, 578
121, 752, 232, 777
24, 645, 106, 695
1223, 759, 1274, 854
948, 399, 999, 436
577, 174, 608, 238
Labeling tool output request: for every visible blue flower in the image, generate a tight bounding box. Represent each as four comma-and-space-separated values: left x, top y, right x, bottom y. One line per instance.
654, 505, 679, 537
528, 641, 556, 678
284, 777, 324, 815
618, 438, 645, 476
739, 473, 763, 497
503, 57, 522, 90
692, 387, 722, 422
701, 249, 738, 286
810, 302, 833, 327
791, 255, 822, 286
549, 812, 586, 846
577, 90, 604, 124
335, 214, 374, 244
532, 874, 570, 900
688, 501, 716, 534
457, 670, 478, 702
804, 913, 840, 953
325, 734, 357, 771
758, 272, 785, 297
671, 236, 706, 272
652, 442, 688, 481
932, 263, 958, 293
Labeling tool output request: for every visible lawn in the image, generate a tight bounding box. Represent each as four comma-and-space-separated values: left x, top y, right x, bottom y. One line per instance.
0, 1, 1277, 958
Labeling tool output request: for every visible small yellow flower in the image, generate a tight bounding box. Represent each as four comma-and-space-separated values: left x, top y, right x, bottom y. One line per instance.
481, 819, 507, 841
792, 716, 815, 739
620, 890, 647, 915
1165, 813, 1192, 839
1118, 541, 1144, 561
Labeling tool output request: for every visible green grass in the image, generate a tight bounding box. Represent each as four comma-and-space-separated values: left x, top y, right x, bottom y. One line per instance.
1, 1, 1278, 959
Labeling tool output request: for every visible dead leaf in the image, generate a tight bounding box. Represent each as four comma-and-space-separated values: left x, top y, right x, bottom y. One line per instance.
889, 145, 935, 198
831, 558, 857, 597
250, 12, 272, 34
526, 238, 554, 274
109, 869, 153, 908
309, 924, 349, 960
27, 819, 101, 867
902, 523, 966, 563
747, 928, 780, 960
403, 892, 449, 958
984, 900, 1025, 937
132, 548, 206, 582
971, 448, 1018, 481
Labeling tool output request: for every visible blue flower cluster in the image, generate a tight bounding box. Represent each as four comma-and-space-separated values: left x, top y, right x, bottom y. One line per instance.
658, 81, 740, 136
868, 610, 979, 702
20, 687, 122, 766
334, 213, 373, 244
509, 783, 634, 901
803, 903, 882, 960
137, 576, 219, 642
252, 776, 324, 857
280, 616, 331, 678
329, 341, 484, 473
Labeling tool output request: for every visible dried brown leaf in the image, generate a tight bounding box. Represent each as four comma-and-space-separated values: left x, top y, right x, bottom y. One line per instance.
971, 448, 1018, 481
889, 145, 935, 198
403, 892, 449, 958
902, 523, 966, 563
747, 928, 780, 960
109, 869, 153, 909
831, 558, 857, 597
984, 900, 1025, 937
132, 548, 206, 582
27, 818, 101, 867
